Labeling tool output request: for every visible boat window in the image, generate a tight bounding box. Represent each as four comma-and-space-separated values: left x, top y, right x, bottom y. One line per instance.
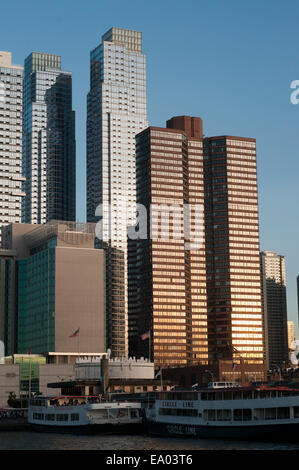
33, 413, 44, 420
254, 407, 290, 420
45, 414, 55, 421
223, 391, 232, 400
56, 414, 69, 422
265, 408, 276, 420
71, 413, 79, 421
159, 408, 198, 417
216, 409, 231, 421
277, 407, 290, 419
233, 409, 251, 421
294, 407, 299, 418
130, 410, 138, 418
207, 409, 216, 421
243, 391, 252, 400
254, 408, 265, 420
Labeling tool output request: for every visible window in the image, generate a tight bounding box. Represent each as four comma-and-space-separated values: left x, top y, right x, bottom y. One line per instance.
233, 409, 251, 421
56, 414, 68, 422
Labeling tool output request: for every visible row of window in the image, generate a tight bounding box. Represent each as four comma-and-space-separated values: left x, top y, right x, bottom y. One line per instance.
33, 413, 79, 422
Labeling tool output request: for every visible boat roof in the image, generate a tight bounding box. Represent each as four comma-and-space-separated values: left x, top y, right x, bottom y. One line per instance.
166, 385, 299, 393
32, 395, 103, 399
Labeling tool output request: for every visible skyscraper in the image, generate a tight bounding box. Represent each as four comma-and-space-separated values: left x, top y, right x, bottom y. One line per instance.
204, 136, 264, 364
87, 28, 148, 357
0, 52, 25, 240
22, 52, 76, 224
130, 118, 265, 370
260, 251, 288, 368
131, 117, 207, 367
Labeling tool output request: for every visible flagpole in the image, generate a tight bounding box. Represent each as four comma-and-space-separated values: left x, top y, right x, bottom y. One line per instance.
77, 327, 80, 359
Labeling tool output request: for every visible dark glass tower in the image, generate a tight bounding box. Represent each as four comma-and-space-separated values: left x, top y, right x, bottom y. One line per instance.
22, 52, 76, 224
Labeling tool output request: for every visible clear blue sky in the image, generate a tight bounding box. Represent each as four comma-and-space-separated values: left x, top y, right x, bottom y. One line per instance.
1, 0, 299, 332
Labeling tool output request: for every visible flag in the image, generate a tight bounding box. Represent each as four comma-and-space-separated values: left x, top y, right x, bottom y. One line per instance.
69, 328, 80, 338
141, 331, 150, 341
27, 346, 31, 355
155, 369, 162, 379
232, 362, 237, 371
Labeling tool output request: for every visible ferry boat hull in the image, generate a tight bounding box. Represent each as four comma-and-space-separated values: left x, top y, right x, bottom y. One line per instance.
30, 422, 144, 435
147, 419, 299, 441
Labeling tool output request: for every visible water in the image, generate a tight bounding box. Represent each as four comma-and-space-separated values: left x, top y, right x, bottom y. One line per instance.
0, 432, 298, 450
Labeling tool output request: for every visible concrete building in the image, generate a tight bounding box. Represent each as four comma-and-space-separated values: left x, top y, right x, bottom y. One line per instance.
288, 320, 296, 348
130, 116, 264, 369
0, 52, 25, 240
86, 27, 148, 358
0, 221, 105, 356
22, 53, 76, 224
261, 251, 288, 368
0, 353, 169, 406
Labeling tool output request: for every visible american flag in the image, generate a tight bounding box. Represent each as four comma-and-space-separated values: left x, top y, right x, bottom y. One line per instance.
141, 331, 150, 341
69, 328, 80, 338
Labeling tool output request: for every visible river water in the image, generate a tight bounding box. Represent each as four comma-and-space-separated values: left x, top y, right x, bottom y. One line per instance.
0, 432, 298, 450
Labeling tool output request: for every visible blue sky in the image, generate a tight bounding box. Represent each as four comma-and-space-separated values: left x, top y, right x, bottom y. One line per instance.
1, 0, 299, 332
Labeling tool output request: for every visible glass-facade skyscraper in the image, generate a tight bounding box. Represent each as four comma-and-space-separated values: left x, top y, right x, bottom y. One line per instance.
260, 251, 288, 368
22, 52, 76, 224
0, 51, 25, 240
87, 27, 148, 357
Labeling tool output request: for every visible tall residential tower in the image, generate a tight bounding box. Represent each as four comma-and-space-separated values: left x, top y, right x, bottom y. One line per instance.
131, 117, 207, 367
22, 52, 76, 224
204, 136, 264, 365
87, 28, 148, 357
260, 251, 288, 368
0, 52, 25, 240
130, 117, 265, 374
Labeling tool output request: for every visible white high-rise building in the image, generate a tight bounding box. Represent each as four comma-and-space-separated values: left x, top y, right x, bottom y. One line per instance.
87, 27, 148, 357
0, 51, 25, 240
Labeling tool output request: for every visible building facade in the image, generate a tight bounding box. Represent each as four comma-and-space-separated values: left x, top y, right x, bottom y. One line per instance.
86, 28, 148, 357
204, 136, 264, 364
130, 117, 265, 369
131, 117, 208, 367
260, 251, 288, 368
0, 52, 25, 239
22, 52, 76, 224
0, 221, 105, 355
287, 320, 295, 348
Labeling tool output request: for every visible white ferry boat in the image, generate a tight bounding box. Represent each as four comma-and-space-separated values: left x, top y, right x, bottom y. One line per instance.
28, 395, 142, 433
146, 384, 299, 440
